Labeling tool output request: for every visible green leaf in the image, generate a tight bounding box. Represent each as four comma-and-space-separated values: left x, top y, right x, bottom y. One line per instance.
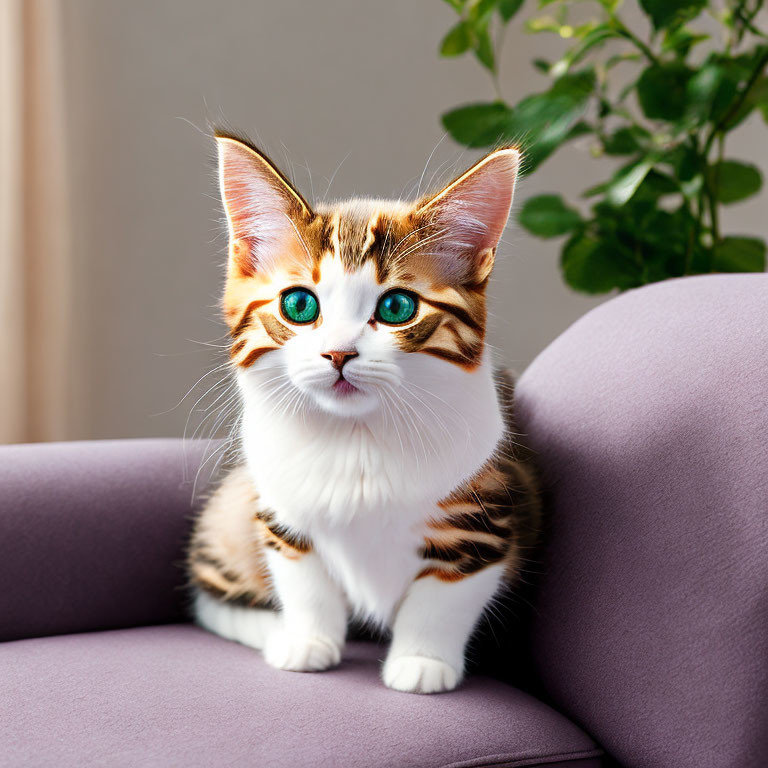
440, 21, 472, 57
518, 194, 583, 237
708, 161, 763, 204
603, 126, 648, 155
443, 71, 595, 163
639, 207, 692, 280
685, 62, 738, 126
441, 0, 466, 10
532, 58, 551, 73
662, 26, 709, 57
560, 235, 641, 294
468, 0, 497, 24
515, 69, 597, 171
639, 0, 706, 30
498, 0, 524, 21
664, 143, 701, 182
525, 16, 561, 34
474, 24, 496, 71
712, 237, 767, 272
441, 102, 513, 147
567, 120, 593, 139
550, 68, 597, 100
637, 170, 680, 199
582, 180, 609, 198
725, 75, 768, 130
552, 25, 618, 75
637, 63, 694, 121
604, 158, 656, 206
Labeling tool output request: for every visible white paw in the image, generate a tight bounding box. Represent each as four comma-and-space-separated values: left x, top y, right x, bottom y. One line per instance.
263, 631, 342, 672
382, 655, 460, 694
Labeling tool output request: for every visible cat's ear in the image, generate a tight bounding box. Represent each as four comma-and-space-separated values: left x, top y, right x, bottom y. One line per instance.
216, 134, 312, 276
413, 147, 519, 284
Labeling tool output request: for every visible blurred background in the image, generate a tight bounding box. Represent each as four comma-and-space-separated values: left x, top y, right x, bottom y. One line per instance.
1, 0, 765, 444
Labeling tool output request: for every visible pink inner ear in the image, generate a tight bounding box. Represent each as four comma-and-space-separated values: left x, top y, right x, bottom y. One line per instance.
217, 138, 301, 271
418, 149, 519, 281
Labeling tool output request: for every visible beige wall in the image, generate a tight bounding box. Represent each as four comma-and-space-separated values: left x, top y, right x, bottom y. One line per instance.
59, 0, 767, 440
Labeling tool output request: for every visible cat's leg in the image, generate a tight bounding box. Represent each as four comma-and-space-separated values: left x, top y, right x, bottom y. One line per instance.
382, 564, 504, 694
262, 548, 348, 672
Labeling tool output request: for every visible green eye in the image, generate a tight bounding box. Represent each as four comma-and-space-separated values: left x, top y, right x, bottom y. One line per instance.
375, 290, 418, 325
280, 288, 319, 324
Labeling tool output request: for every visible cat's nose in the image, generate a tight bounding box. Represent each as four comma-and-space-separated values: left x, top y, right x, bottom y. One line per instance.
321, 350, 359, 371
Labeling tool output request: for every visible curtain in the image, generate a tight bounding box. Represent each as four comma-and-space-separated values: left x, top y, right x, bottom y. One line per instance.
0, 0, 74, 443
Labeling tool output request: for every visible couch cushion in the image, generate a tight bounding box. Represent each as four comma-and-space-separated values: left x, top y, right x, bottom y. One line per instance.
0, 625, 602, 768
516, 274, 768, 768
0, 439, 212, 642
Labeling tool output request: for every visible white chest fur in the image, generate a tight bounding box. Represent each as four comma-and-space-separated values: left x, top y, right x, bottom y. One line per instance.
237, 355, 504, 624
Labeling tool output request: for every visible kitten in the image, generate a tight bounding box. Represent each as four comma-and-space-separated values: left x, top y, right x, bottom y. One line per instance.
187, 133, 541, 694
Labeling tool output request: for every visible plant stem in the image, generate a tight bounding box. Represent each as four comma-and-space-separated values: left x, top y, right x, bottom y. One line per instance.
492, 21, 506, 101
702, 46, 768, 158
610, 16, 659, 65
734, 0, 768, 43
710, 135, 724, 245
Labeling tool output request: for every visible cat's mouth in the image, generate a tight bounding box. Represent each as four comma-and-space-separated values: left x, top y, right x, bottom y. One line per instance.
333, 376, 358, 396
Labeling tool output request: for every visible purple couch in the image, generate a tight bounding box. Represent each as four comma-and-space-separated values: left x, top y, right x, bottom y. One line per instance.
2, 274, 766, 767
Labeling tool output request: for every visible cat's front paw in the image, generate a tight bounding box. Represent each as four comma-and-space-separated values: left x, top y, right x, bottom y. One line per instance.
382, 655, 460, 694
263, 631, 342, 672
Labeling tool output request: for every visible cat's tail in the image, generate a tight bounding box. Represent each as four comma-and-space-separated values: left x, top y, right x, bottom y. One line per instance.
193, 590, 280, 650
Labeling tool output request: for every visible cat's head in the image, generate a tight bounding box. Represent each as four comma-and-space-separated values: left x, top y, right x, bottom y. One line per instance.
216, 133, 519, 419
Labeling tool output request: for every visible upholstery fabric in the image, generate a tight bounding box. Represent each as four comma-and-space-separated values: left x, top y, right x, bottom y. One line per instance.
516, 274, 768, 768
0, 625, 603, 768
0, 439, 212, 641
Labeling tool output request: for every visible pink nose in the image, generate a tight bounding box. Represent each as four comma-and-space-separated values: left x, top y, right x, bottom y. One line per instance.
321, 350, 358, 371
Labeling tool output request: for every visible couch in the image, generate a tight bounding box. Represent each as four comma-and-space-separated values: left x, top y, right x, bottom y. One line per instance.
2, 274, 766, 767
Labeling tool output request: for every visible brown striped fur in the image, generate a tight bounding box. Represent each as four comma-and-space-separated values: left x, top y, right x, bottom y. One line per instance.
417, 370, 541, 583
188, 465, 312, 607
188, 371, 540, 597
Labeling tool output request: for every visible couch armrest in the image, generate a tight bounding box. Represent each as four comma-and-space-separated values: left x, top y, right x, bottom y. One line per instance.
516, 274, 768, 768
0, 439, 211, 642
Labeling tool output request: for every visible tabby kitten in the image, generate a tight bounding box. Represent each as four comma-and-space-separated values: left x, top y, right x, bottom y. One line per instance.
188, 134, 541, 694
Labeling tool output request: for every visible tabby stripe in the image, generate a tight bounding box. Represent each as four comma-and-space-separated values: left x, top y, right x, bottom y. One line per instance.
457, 558, 491, 576
190, 550, 248, 586
259, 313, 295, 345
360, 213, 379, 257
231, 299, 272, 338
193, 568, 269, 608
446, 326, 484, 360
255, 511, 311, 554
241, 347, 274, 368
421, 297, 482, 332
395, 314, 442, 351
193, 565, 236, 594
421, 345, 480, 369
221, 591, 272, 608
454, 538, 507, 562
439, 512, 511, 538
230, 339, 246, 358
416, 566, 466, 582
330, 212, 341, 260
190, 550, 228, 571
269, 523, 311, 553
420, 542, 464, 563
